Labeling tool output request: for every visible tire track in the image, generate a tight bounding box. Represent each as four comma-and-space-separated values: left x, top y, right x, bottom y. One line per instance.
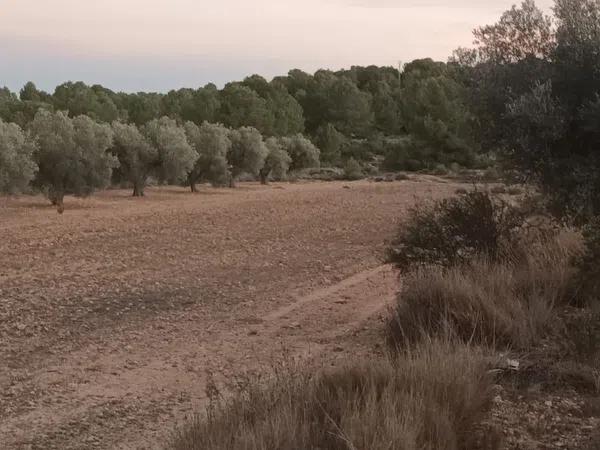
2, 265, 398, 450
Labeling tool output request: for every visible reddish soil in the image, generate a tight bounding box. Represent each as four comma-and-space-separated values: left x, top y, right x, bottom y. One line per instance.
0, 178, 460, 449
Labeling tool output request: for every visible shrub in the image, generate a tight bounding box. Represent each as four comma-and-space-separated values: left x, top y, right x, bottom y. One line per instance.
382, 136, 428, 172
169, 340, 493, 450
388, 236, 577, 349
387, 191, 525, 271
260, 137, 292, 184
432, 163, 449, 175
280, 134, 320, 171
482, 167, 501, 182
449, 162, 462, 173
342, 157, 363, 180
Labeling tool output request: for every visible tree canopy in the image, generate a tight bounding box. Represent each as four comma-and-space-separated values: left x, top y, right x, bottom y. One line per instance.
184, 121, 231, 190
0, 119, 38, 194
227, 126, 268, 186
30, 110, 117, 211
111, 121, 157, 196
142, 117, 197, 185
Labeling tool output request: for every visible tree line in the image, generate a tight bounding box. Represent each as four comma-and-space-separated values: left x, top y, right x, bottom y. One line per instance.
0, 111, 321, 211
4, 0, 600, 226
0, 61, 480, 193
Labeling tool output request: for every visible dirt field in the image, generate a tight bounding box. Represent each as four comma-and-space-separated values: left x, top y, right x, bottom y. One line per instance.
0, 178, 460, 449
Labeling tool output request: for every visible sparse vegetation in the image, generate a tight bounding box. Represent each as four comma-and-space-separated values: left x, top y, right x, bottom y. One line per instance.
342, 158, 363, 180
388, 236, 577, 349
170, 340, 493, 450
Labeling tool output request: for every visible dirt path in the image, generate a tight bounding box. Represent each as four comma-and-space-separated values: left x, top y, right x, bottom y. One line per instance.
0, 179, 459, 449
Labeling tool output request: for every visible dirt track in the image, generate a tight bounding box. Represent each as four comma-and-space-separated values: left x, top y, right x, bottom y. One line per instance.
0, 178, 459, 449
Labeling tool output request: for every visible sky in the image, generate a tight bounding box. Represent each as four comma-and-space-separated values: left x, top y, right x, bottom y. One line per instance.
1, 0, 554, 93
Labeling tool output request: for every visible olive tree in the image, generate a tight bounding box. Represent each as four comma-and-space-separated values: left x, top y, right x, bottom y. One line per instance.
142, 117, 197, 185
260, 137, 292, 184
111, 122, 157, 196
227, 126, 268, 187
184, 121, 232, 191
280, 134, 320, 171
0, 119, 38, 193
30, 110, 116, 212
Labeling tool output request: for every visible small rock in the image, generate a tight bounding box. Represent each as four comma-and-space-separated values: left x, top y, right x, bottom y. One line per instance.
506, 359, 520, 371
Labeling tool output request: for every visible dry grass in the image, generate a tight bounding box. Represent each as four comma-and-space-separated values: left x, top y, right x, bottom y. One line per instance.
388, 233, 580, 349
169, 340, 493, 450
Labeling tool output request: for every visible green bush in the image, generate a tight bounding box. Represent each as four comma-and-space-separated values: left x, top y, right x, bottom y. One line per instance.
342, 157, 363, 180
382, 136, 428, 171
482, 167, 501, 182
387, 191, 525, 271
432, 163, 449, 175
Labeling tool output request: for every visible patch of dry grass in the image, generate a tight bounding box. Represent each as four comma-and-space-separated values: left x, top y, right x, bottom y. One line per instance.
169, 340, 493, 450
388, 234, 580, 349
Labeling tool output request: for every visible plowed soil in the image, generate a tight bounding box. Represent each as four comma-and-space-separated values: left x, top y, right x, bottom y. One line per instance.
0, 178, 459, 449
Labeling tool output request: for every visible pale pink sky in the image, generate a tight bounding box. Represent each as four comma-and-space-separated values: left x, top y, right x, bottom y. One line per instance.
1, 0, 554, 92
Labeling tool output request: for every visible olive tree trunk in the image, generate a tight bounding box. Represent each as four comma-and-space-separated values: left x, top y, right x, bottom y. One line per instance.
132, 181, 145, 197
48, 188, 65, 213
259, 168, 270, 185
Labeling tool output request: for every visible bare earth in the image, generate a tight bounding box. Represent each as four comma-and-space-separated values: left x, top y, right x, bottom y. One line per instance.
0, 178, 459, 450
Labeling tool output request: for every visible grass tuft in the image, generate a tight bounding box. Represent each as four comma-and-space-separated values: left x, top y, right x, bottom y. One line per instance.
388, 234, 579, 350
169, 340, 493, 450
